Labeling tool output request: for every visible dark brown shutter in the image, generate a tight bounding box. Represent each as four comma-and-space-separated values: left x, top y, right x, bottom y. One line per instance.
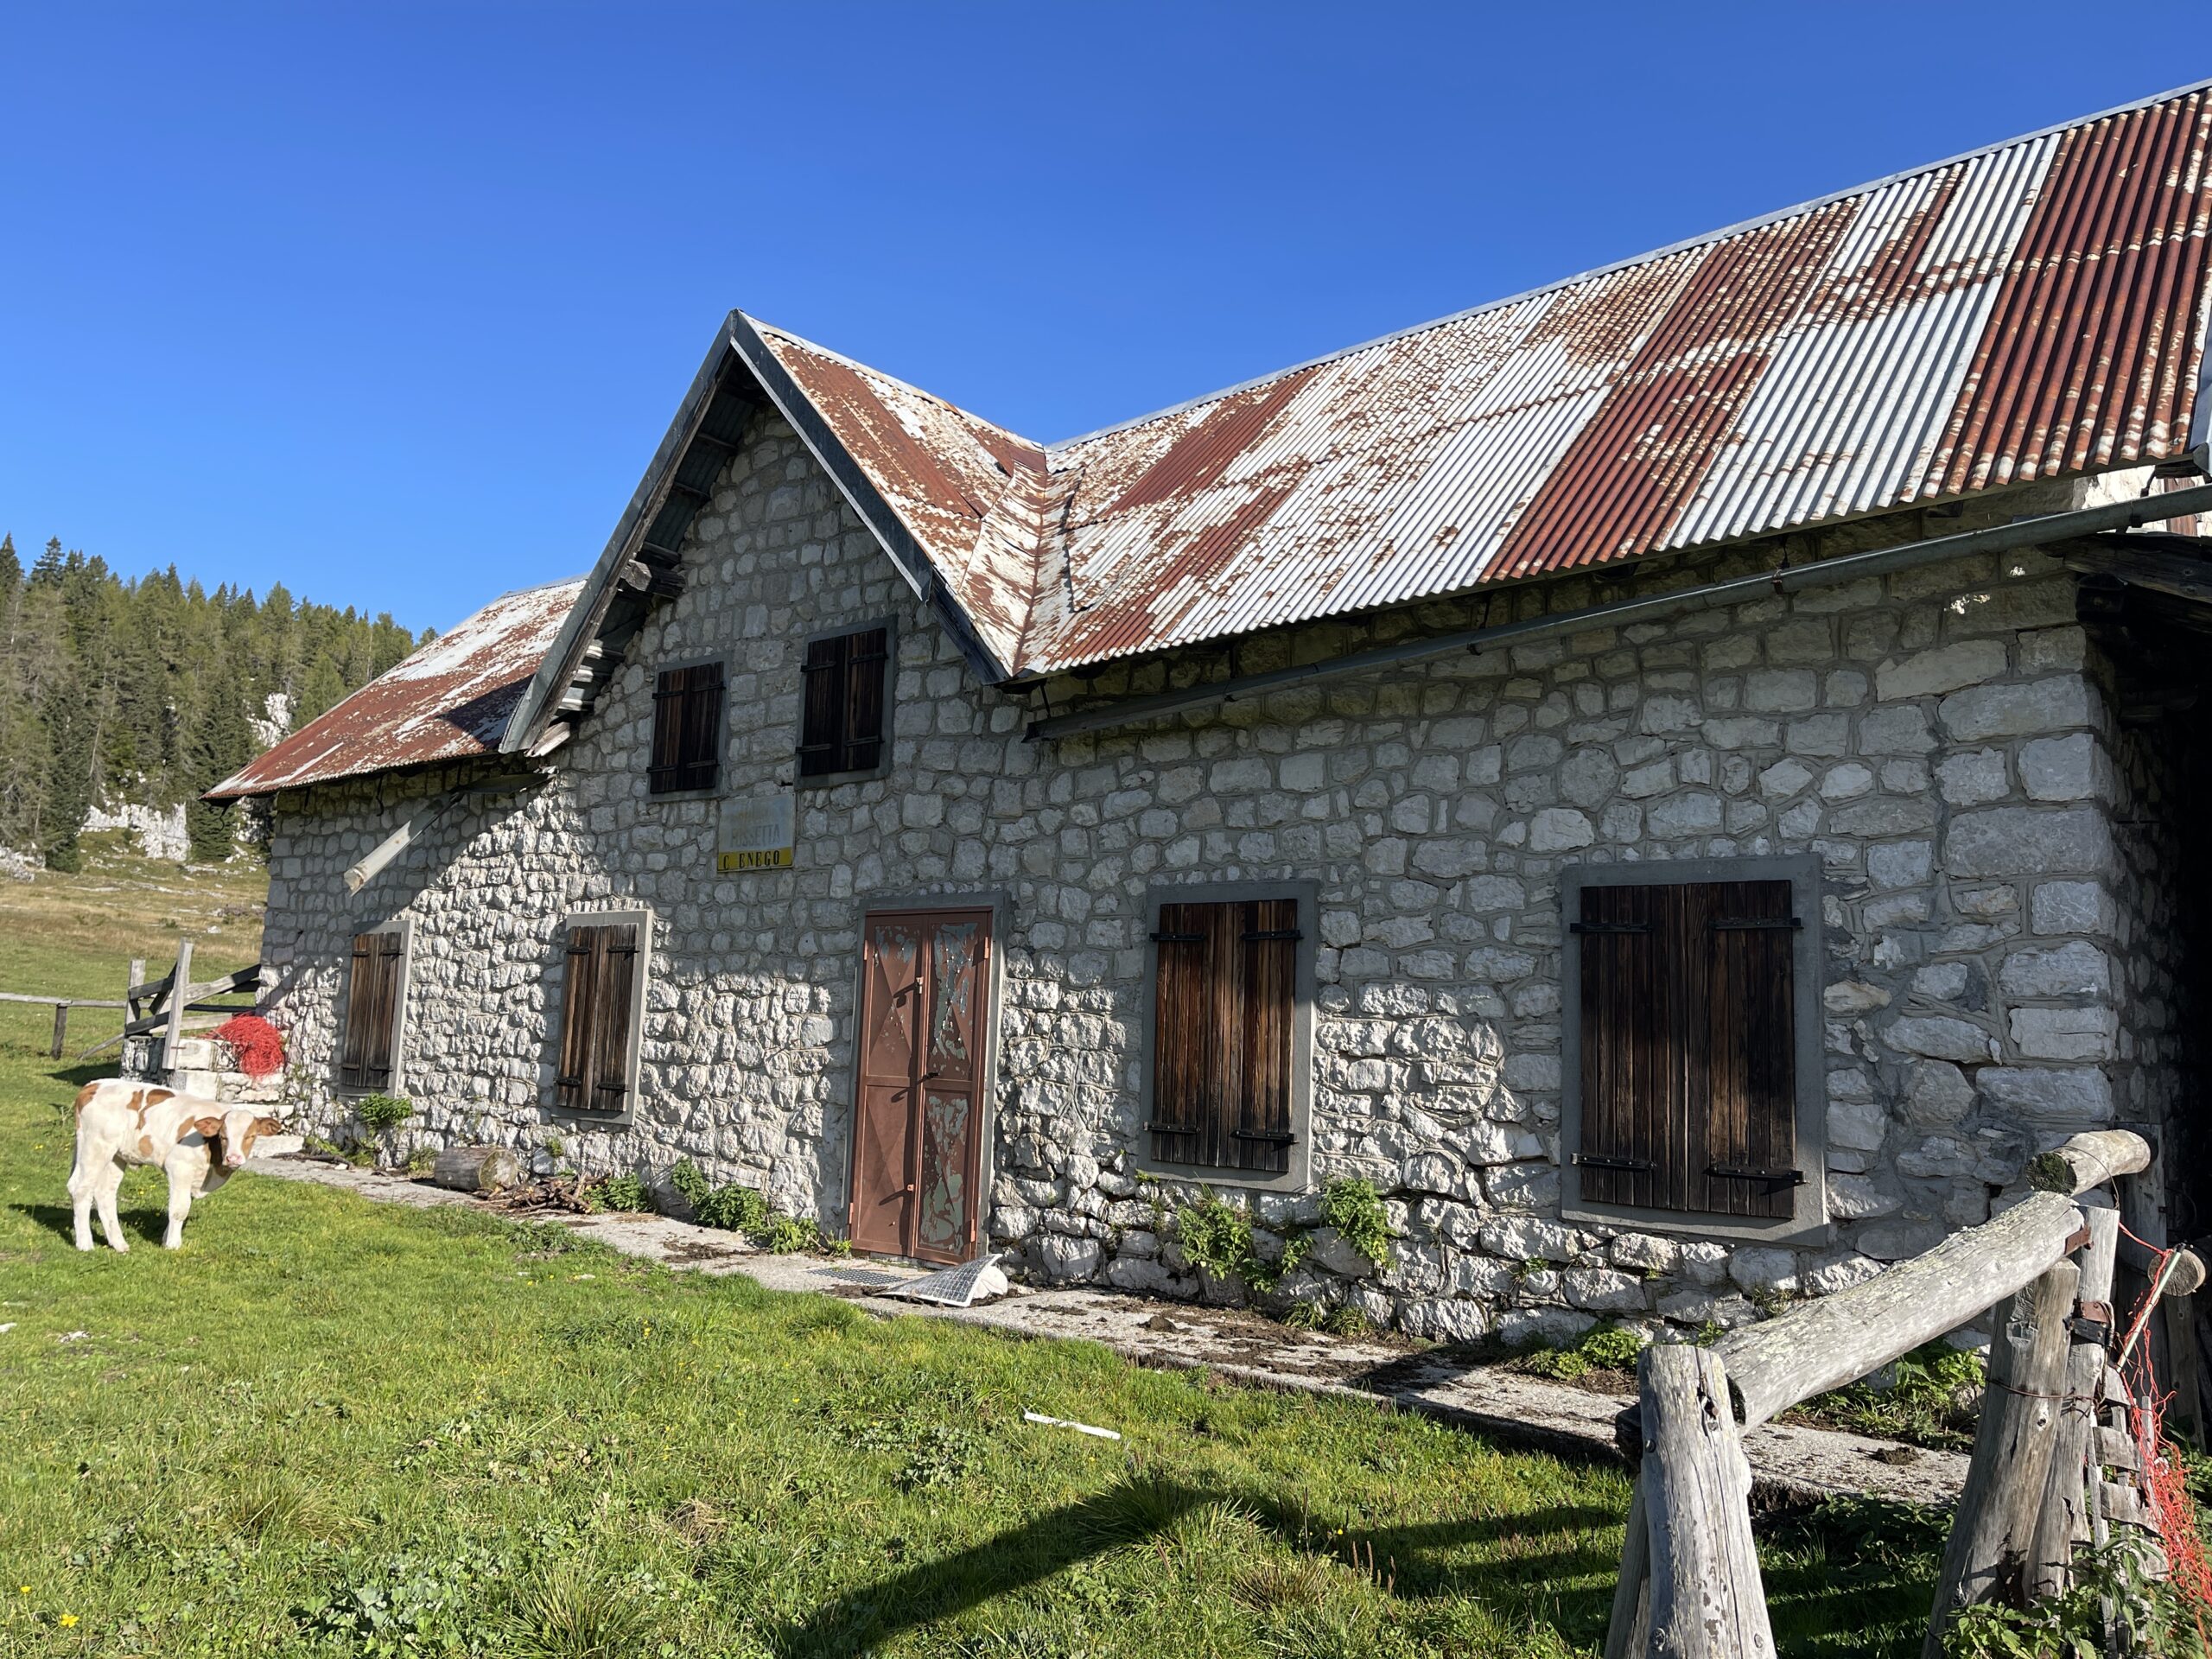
1150, 899, 1297, 1173
798, 628, 890, 777
1575, 880, 1798, 1217
556, 922, 639, 1116
1702, 880, 1799, 1219
650, 664, 723, 794
1232, 899, 1297, 1174
339, 931, 402, 1090
798, 635, 849, 778
842, 626, 888, 772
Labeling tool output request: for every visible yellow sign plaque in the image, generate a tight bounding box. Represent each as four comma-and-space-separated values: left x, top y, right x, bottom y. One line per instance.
718, 794, 795, 873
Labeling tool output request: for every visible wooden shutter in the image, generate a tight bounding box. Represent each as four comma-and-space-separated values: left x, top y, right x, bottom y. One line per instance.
555, 922, 639, 1115
649, 664, 723, 794
1575, 880, 1798, 1218
841, 627, 888, 772
339, 931, 402, 1090
1149, 899, 1298, 1174
798, 627, 889, 777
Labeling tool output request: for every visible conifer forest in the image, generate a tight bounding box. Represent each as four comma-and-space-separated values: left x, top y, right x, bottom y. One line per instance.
0, 531, 427, 868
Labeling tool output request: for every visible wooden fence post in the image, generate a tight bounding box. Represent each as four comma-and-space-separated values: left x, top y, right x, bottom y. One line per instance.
157, 939, 192, 1082
1602, 1473, 1651, 1659
1923, 1259, 2080, 1656
2026, 1206, 2119, 1599
1641, 1344, 1774, 1659
48, 1001, 69, 1060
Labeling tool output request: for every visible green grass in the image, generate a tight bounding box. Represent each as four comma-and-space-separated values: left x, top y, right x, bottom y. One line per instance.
0, 849, 1944, 1656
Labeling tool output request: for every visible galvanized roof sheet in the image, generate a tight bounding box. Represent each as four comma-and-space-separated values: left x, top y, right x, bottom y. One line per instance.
208, 578, 585, 798
753, 80, 2212, 677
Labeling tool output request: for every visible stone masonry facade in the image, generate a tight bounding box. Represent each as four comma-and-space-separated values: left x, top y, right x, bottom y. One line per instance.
248, 409, 2183, 1344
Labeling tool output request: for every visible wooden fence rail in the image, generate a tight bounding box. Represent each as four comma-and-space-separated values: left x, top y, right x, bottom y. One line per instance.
1606, 1129, 2186, 1659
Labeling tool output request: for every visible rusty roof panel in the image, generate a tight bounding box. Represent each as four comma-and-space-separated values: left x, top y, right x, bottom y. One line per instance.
742, 83, 2209, 677
207, 578, 584, 799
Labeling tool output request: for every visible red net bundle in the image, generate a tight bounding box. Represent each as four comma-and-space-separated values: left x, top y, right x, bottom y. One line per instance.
209, 1014, 287, 1081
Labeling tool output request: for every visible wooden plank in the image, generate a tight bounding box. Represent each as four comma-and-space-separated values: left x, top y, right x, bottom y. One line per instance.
1640, 1344, 1774, 1659
1923, 1262, 2078, 1657
0, 992, 128, 1008
1601, 1472, 1652, 1659
1718, 1191, 2083, 1429
2164, 1293, 2203, 1446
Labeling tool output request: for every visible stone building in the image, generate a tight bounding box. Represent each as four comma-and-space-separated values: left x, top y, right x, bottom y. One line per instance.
210, 85, 2212, 1344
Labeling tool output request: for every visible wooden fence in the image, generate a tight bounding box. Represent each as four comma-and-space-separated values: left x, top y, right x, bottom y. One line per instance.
1605, 1128, 2191, 1658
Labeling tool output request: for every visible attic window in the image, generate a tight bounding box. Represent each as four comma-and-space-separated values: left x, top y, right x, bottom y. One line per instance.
649, 662, 724, 795
798, 622, 893, 783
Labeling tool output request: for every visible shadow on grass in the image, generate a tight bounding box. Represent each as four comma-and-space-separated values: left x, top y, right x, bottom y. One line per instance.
12, 1198, 170, 1249
763, 1473, 1624, 1656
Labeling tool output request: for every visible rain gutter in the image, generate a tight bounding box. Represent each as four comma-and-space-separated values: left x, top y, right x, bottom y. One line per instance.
1026, 480, 2212, 744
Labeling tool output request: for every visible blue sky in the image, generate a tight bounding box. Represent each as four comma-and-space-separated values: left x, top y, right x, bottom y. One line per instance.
1, 3, 2202, 631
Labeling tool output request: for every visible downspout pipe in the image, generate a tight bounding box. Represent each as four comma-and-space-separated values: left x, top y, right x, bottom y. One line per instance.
1026, 480, 2212, 744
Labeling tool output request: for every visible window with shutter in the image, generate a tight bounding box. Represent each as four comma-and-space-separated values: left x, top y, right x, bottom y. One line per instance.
649, 662, 725, 794
552, 912, 651, 1118
1565, 860, 1821, 1234
1145, 885, 1313, 1184
338, 927, 407, 1092
798, 622, 893, 780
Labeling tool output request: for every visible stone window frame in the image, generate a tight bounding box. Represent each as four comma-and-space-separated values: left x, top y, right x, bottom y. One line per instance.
795, 613, 899, 791
646, 656, 729, 801
335, 915, 414, 1098
1560, 854, 1831, 1246
543, 904, 655, 1128
1135, 879, 1319, 1195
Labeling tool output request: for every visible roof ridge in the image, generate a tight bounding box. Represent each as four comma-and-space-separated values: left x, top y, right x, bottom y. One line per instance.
1043, 75, 2212, 458
748, 317, 1045, 451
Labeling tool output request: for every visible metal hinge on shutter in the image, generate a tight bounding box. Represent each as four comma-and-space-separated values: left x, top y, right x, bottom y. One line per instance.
1707, 1164, 1805, 1185
1144, 1122, 1201, 1136
1572, 1153, 1656, 1172
1149, 931, 1204, 944
1242, 928, 1302, 942
1231, 1128, 1295, 1146
1711, 917, 1802, 931
1569, 921, 1653, 935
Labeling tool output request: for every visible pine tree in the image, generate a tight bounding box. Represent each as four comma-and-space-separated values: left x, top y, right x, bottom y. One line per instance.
39, 678, 93, 872
183, 684, 252, 862
0, 536, 426, 857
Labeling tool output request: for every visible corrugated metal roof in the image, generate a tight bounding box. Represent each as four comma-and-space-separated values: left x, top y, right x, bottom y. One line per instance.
750, 81, 2212, 677
208, 578, 584, 799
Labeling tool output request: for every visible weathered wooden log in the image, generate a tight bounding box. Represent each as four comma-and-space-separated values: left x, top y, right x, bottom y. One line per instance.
2164, 1293, 2203, 1446
1717, 1191, 2082, 1430
2026, 1207, 2118, 1599
1923, 1261, 2078, 1659
2161, 1250, 2206, 1300
1640, 1345, 1774, 1659
1602, 1473, 1651, 1659
2027, 1129, 2153, 1196
430, 1144, 522, 1193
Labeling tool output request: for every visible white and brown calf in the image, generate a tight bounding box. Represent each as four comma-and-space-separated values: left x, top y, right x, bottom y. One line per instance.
67, 1079, 283, 1251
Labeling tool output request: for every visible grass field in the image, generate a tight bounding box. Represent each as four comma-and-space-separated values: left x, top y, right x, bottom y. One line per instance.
0, 845, 1943, 1656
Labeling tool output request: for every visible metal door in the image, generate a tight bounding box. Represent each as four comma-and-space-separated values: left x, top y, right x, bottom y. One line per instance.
849, 908, 991, 1263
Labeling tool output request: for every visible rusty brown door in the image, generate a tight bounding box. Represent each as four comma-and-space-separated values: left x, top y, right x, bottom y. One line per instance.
849, 908, 991, 1263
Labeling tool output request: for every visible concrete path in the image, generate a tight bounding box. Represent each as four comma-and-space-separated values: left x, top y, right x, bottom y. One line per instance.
251, 1154, 1967, 1508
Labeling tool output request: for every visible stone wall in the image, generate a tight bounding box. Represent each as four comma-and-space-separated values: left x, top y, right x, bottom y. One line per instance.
259, 410, 2175, 1341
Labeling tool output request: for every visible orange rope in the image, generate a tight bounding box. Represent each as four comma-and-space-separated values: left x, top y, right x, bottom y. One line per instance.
2113, 1224, 2212, 1637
